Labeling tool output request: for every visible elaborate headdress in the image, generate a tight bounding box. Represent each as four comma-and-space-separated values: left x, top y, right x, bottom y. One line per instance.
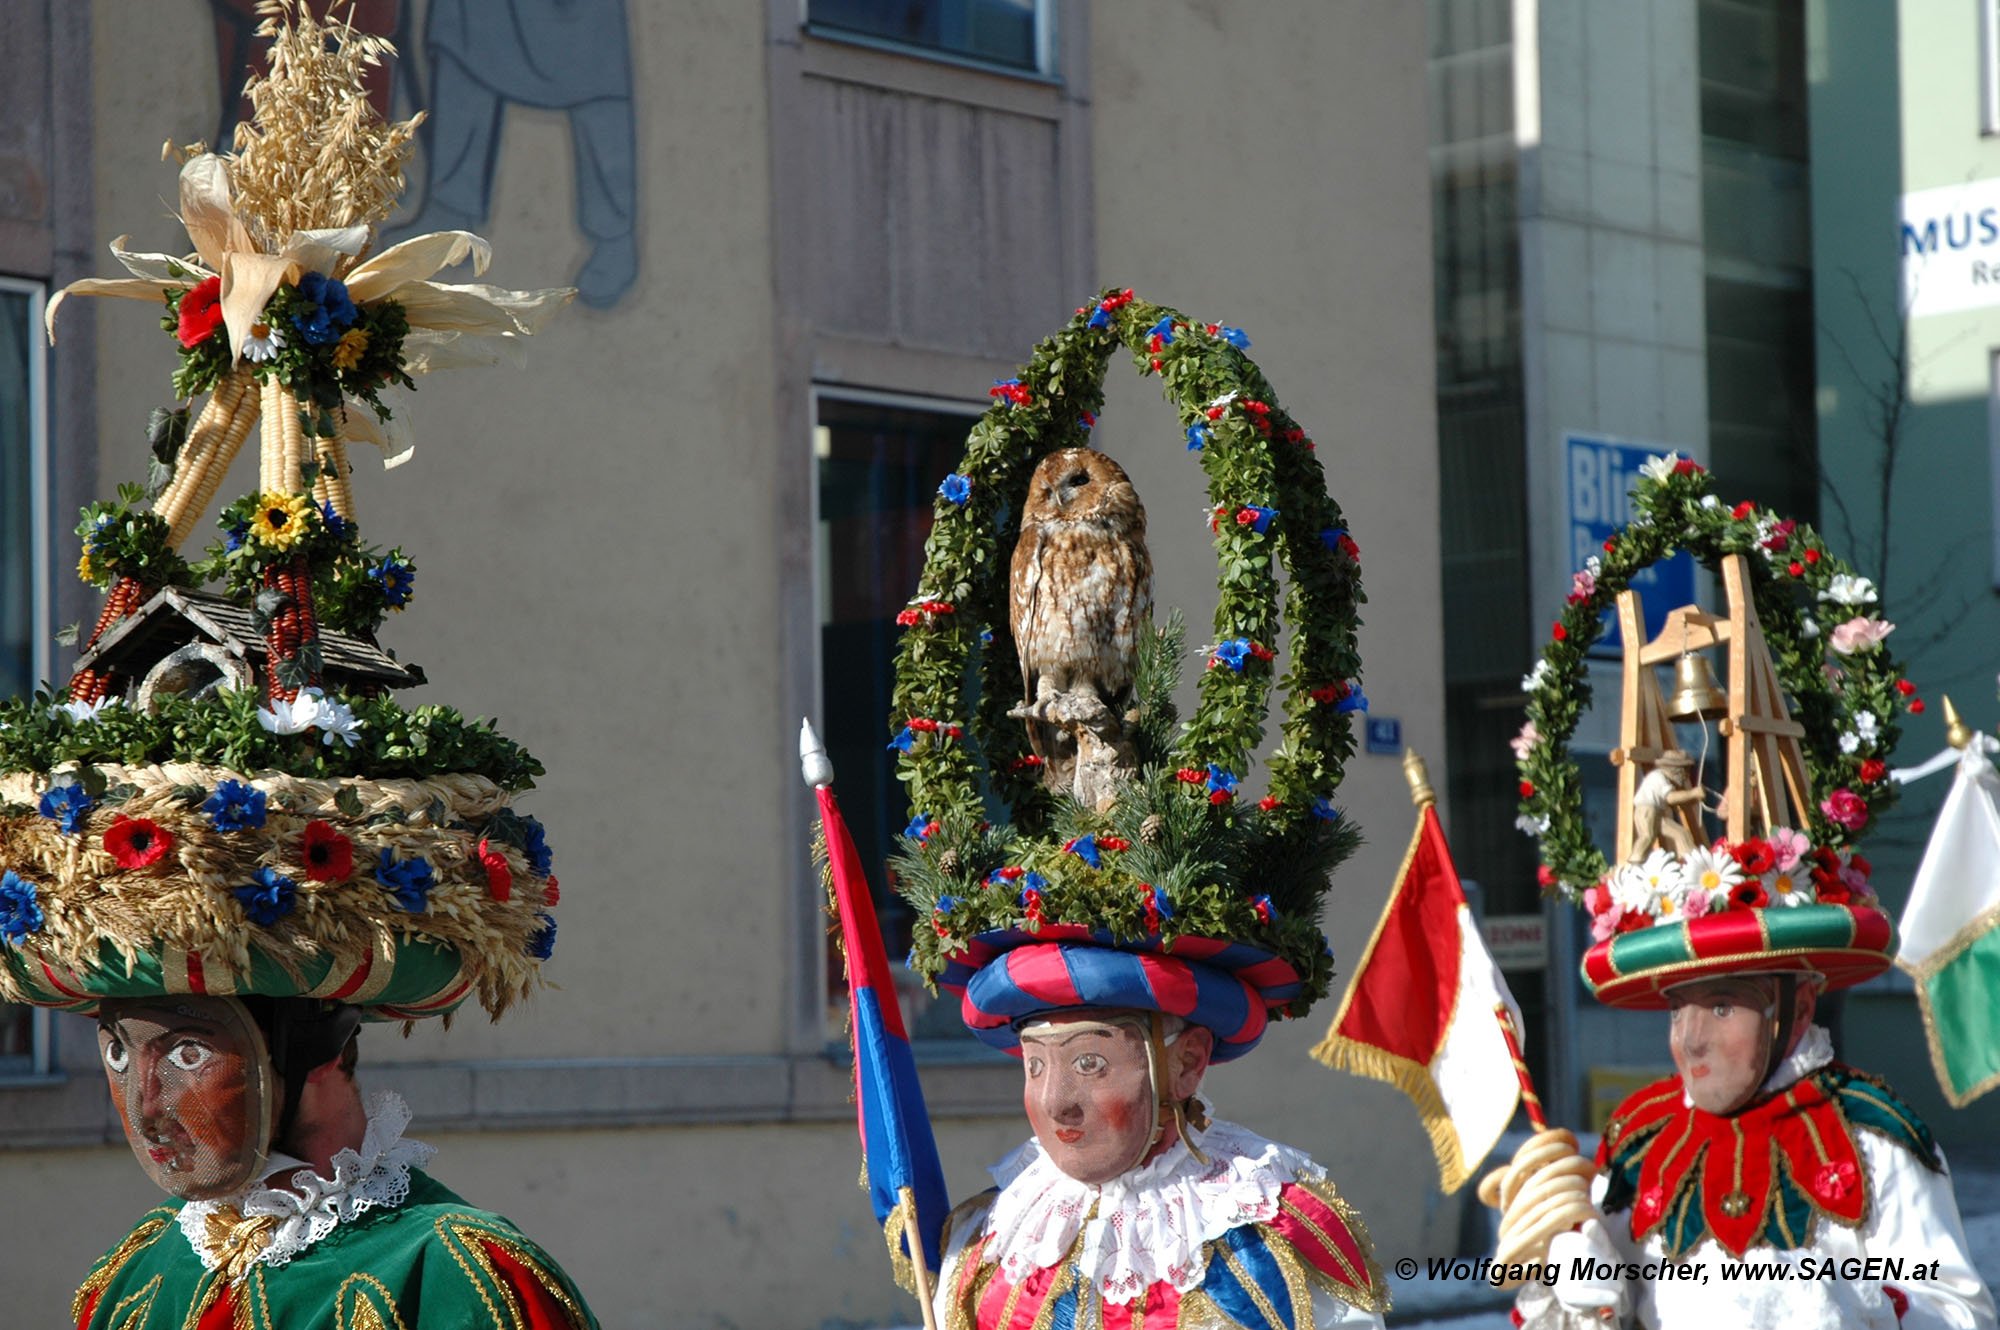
0, 2, 570, 1023
1513, 455, 1914, 1007
884, 290, 1367, 1062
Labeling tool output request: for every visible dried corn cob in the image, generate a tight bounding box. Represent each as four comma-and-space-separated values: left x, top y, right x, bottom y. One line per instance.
156, 365, 259, 547
313, 434, 354, 520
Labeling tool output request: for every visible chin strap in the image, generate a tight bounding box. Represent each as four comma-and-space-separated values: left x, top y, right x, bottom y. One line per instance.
1146, 1012, 1209, 1167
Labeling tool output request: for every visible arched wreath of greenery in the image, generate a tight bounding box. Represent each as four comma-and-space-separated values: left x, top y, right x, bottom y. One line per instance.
885, 291, 1368, 1018
1517, 458, 1918, 903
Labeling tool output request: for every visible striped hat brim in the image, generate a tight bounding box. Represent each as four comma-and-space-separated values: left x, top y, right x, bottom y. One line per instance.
1581, 904, 1895, 1009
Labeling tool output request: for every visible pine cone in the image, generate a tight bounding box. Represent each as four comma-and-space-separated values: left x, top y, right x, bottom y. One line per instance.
938, 848, 962, 877
1140, 813, 1166, 846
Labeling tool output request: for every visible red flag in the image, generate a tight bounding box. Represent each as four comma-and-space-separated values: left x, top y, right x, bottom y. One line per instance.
1312, 797, 1524, 1192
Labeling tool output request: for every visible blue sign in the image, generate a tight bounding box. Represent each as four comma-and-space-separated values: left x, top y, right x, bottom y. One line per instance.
1565, 434, 1698, 656
1364, 716, 1402, 756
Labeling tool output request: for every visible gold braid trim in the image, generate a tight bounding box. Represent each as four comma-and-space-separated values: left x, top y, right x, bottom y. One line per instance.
335, 1274, 412, 1330
1280, 1177, 1391, 1316
72, 1212, 173, 1325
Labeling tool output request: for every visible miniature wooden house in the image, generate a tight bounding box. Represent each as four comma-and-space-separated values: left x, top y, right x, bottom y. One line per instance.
73, 587, 424, 710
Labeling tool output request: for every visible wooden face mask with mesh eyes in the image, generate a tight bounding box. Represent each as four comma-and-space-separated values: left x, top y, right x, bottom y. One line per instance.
98, 996, 274, 1200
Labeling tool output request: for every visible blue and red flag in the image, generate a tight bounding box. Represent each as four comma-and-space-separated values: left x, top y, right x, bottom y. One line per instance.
810, 761, 951, 1280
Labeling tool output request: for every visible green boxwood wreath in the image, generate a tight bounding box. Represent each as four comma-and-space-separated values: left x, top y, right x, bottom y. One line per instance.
1516, 456, 1920, 902
886, 290, 1368, 1019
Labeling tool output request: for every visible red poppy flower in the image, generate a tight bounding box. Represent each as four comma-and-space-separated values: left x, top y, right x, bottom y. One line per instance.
104, 815, 173, 870
176, 276, 225, 348
1730, 880, 1770, 910
1859, 758, 1887, 784
1537, 865, 1558, 887
1731, 501, 1755, 520
1787, 561, 1805, 577
1910, 698, 1927, 714
1552, 623, 1568, 642
300, 819, 353, 882
1729, 838, 1776, 876
477, 838, 514, 901
1519, 780, 1537, 799
1258, 795, 1283, 812
1896, 679, 1918, 696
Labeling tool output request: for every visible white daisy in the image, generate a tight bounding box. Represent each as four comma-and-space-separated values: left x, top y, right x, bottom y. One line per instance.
1682, 845, 1743, 897
241, 320, 286, 364
1766, 869, 1813, 907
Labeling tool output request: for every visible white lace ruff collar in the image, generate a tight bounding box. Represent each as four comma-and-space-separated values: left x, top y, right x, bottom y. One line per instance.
177, 1090, 437, 1270
969, 1105, 1325, 1303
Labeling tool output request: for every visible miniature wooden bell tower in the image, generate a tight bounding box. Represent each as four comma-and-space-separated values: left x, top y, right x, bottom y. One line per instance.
1610, 554, 1812, 861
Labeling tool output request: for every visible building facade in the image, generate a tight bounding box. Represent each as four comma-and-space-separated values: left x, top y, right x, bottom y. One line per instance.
0, 3, 1445, 1325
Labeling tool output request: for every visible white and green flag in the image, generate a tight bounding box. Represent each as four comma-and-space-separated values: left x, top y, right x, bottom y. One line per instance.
1897, 737, 2000, 1106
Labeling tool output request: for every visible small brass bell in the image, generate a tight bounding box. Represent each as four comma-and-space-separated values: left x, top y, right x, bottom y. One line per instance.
1666, 652, 1728, 722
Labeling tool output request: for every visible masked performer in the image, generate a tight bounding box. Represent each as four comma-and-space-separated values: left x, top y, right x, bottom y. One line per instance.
1493, 460, 1996, 1329
5, 6, 581, 1325
852, 292, 1388, 1328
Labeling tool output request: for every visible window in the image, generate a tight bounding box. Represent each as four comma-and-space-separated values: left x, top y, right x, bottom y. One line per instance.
0, 276, 51, 1077
814, 390, 983, 1043
806, 0, 1052, 76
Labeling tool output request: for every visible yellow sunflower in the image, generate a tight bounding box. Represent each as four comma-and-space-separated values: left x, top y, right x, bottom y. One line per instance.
331, 327, 371, 371
250, 492, 315, 551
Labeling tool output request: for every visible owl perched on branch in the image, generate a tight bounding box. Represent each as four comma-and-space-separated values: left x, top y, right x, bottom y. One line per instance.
1008, 447, 1152, 809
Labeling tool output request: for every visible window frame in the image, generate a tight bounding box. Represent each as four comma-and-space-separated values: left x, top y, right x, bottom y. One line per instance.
0, 274, 55, 1083
800, 0, 1060, 83
1984, 0, 2000, 137
807, 383, 998, 1056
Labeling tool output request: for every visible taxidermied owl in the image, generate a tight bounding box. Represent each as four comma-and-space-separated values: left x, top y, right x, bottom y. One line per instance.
1008, 447, 1152, 795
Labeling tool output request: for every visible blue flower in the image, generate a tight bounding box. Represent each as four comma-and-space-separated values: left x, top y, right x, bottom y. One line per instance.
0, 871, 45, 944
1242, 505, 1278, 534
1186, 422, 1210, 452
1320, 526, 1347, 552
1335, 688, 1369, 715
1145, 315, 1175, 345
1212, 638, 1252, 673
293, 271, 357, 344
1086, 305, 1112, 329
935, 894, 959, 916
1065, 835, 1101, 869
887, 727, 916, 753
528, 914, 558, 960
903, 812, 936, 840
38, 783, 94, 834
1311, 799, 1342, 822
938, 473, 972, 506
371, 557, 415, 608
1079, 414, 1096, 432
1218, 325, 1251, 350
980, 629, 995, 646
292, 304, 338, 346
1206, 765, 1238, 797
319, 502, 352, 542
520, 817, 554, 877
203, 780, 267, 832
233, 867, 297, 926
1022, 871, 1048, 893
223, 518, 250, 553
1152, 886, 1175, 920
374, 848, 436, 913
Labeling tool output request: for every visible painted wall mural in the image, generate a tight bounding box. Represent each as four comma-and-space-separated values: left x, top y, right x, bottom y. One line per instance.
209, 0, 638, 309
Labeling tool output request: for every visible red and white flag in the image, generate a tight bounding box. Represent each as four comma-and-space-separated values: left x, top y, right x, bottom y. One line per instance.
1312, 791, 1525, 1192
